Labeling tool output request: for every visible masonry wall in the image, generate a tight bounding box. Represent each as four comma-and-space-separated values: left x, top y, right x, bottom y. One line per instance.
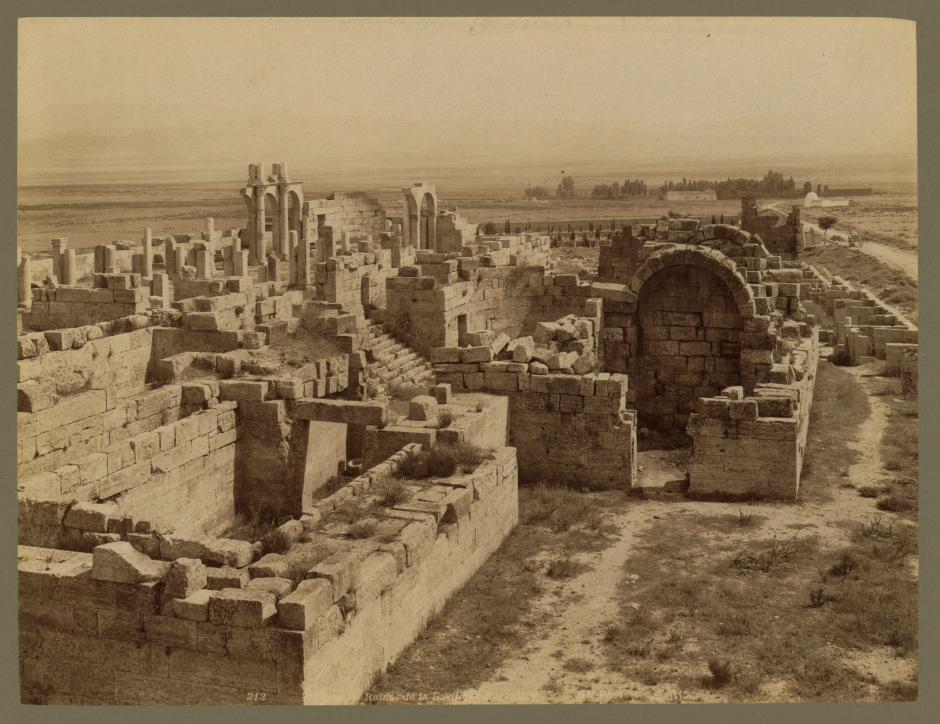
632, 264, 743, 431
18, 385, 239, 539
307, 192, 387, 241
18, 447, 518, 705
386, 266, 589, 357
17, 328, 157, 478
686, 331, 819, 499
432, 355, 636, 488
24, 285, 150, 331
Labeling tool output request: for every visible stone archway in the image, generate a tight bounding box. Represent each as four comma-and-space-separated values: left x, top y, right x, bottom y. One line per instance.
625, 246, 755, 434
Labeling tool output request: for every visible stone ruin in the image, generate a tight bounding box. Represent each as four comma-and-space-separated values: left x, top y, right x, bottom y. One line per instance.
16, 163, 918, 704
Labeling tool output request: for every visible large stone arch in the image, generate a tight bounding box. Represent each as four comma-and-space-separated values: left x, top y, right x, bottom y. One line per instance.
626, 246, 755, 434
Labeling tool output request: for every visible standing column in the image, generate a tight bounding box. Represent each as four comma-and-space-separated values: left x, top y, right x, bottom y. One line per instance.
142, 228, 153, 278
233, 249, 249, 278
288, 230, 300, 285
195, 247, 212, 279
205, 217, 215, 241
62, 248, 77, 285
51, 238, 68, 281
103, 244, 118, 274
18, 253, 32, 308
278, 184, 289, 259
254, 190, 267, 264
297, 236, 312, 287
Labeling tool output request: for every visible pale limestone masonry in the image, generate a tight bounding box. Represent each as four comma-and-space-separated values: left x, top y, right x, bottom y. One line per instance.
19, 168, 907, 705
18, 446, 518, 704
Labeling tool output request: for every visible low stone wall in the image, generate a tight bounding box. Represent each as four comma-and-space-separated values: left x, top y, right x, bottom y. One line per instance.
686, 331, 819, 499
18, 447, 519, 705
18, 387, 239, 539
24, 283, 151, 331
432, 349, 635, 488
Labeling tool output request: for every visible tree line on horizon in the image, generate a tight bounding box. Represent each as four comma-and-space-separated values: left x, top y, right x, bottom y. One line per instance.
524, 170, 827, 200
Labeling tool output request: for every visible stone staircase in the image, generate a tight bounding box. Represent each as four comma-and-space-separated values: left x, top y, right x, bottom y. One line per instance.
363, 323, 436, 393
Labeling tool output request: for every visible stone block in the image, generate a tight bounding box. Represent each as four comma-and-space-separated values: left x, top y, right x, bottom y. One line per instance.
245, 577, 294, 600
92, 542, 169, 584
308, 553, 360, 602
248, 553, 290, 579
172, 589, 213, 622
207, 588, 277, 628
432, 383, 451, 404
206, 566, 250, 590
166, 558, 208, 598
276, 578, 334, 630
64, 501, 119, 533
408, 395, 439, 422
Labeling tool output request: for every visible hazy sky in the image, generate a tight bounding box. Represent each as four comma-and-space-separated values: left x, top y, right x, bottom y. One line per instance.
18, 17, 917, 183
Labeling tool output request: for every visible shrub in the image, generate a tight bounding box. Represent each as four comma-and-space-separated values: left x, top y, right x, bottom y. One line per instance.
426, 445, 458, 477
876, 495, 913, 513
450, 440, 493, 472
396, 449, 429, 479
546, 557, 577, 579
437, 408, 456, 429
716, 613, 752, 637
706, 658, 736, 687
562, 657, 593, 673
827, 551, 858, 577
260, 527, 291, 555
348, 519, 378, 540
858, 486, 882, 498
808, 586, 830, 608
376, 480, 410, 507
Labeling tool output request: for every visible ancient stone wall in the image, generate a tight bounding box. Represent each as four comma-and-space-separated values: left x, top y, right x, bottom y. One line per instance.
18, 446, 518, 705
24, 279, 151, 331
386, 266, 590, 358
306, 192, 387, 242
686, 328, 819, 499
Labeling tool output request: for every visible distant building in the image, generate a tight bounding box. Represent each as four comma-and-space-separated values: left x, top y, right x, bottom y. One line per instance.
803, 191, 850, 208
665, 189, 717, 202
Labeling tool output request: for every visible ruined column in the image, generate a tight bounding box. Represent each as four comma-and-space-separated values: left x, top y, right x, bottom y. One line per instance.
277, 170, 289, 259
51, 238, 68, 281
297, 236, 312, 287
233, 249, 249, 278
205, 217, 215, 241
62, 248, 77, 285
195, 246, 212, 279
103, 244, 118, 274
18, 253, 32, 308
267, 253, 281, 283
254, 188, 267, 265
142, 227, 153, 277
341, 230, 350, 253
320, 226, 335, 262
288, 230, 300, 285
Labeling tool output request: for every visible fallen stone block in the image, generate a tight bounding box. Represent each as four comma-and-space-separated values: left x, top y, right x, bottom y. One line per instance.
92, 542, 169, 584
308, 553, 360, 602
248, 553, 290, 579
166, 558, 208, 598
207, 588, 277, 627
206, 565, 250, 590
245, 576, 294, 600
408, 395, 439, 422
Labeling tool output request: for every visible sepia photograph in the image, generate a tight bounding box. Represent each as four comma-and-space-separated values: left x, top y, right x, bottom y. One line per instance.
14, 12, 922, 708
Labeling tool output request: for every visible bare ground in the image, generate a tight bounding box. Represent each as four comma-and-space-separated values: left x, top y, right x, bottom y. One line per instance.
366, 361, 918, 704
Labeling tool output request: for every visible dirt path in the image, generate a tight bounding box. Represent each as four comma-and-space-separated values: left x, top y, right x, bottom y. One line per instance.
441, 365, 909, 704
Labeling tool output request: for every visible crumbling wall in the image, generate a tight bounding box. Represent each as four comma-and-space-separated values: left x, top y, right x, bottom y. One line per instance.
740, 196, 803, 256
386, 266, 590, 357
18, 447, 518, 705
686, 328, 819, 499
306, 192, 387, 241
24, 279, 150, 331
431, 345, 636, 488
